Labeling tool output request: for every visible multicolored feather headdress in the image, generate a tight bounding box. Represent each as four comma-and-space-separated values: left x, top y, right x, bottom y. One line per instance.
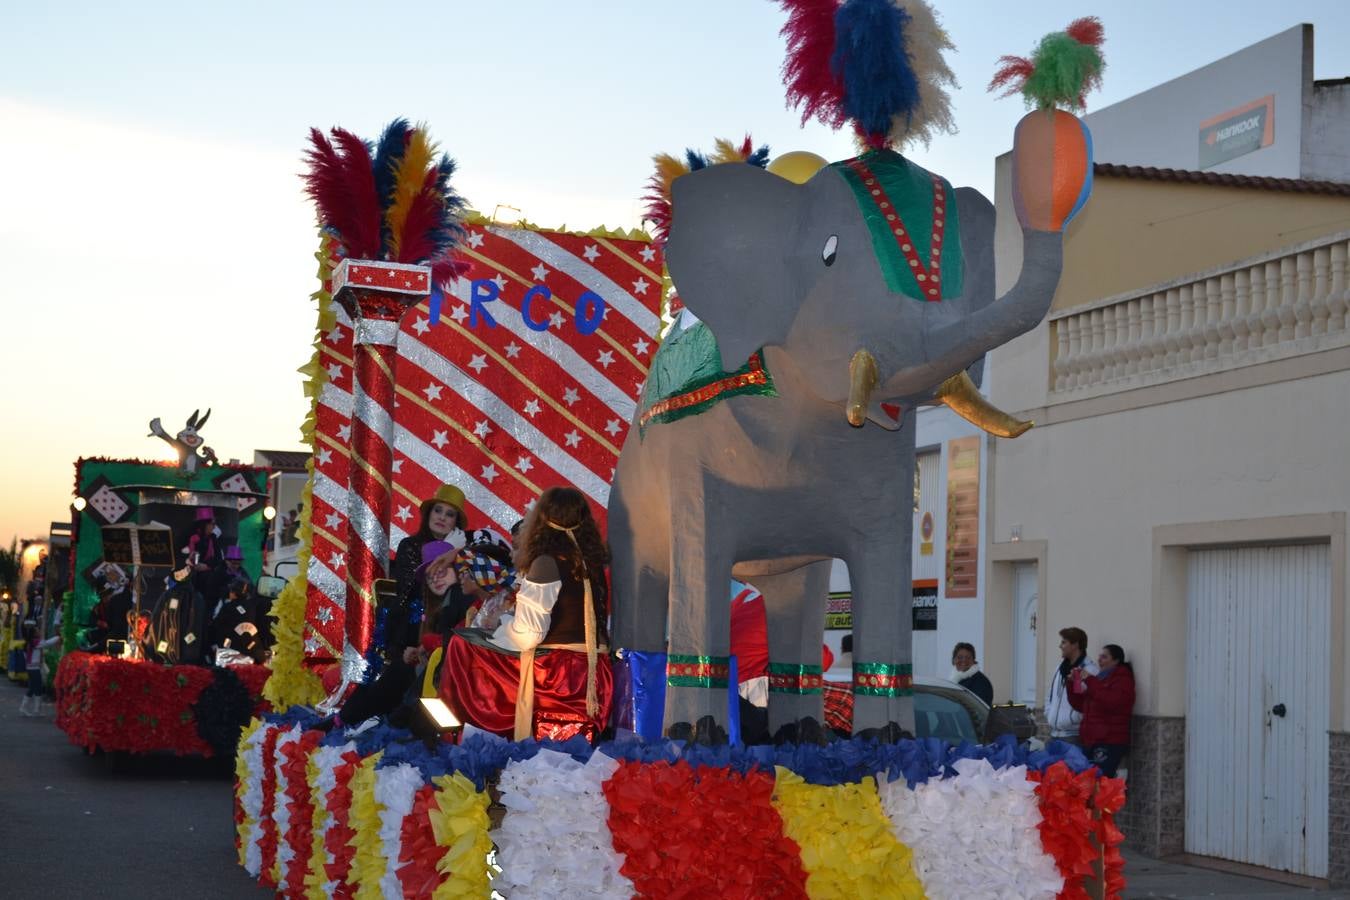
302, 119, 467, 286
988, 17, 1106, 112
641, 135, 771, 246
778, 0, 957, 150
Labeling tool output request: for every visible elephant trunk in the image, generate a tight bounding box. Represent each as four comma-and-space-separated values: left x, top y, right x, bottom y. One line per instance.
847, 349, 878, 427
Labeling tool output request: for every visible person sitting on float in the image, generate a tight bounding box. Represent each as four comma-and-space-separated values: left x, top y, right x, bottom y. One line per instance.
326, 485, 467, 729
184, 507, 222, 595
416, 530, 515, 697
440, 486, 612, 742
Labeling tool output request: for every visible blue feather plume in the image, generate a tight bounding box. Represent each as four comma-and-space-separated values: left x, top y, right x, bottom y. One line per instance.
746, 144, 772, 168
831, 0, 921, 145
685, 148, 710, 171
372, 118, 410, 254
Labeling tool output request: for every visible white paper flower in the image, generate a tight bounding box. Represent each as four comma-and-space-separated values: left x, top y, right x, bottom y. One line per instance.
239, 723, 270, 877
492, 750, 634, 898
374, 762, 425, 899
878, 761, 1063, 899
272, 726, 302, 875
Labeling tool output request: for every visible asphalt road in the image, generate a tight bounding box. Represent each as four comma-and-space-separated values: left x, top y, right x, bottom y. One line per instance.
0, 684, 266, 899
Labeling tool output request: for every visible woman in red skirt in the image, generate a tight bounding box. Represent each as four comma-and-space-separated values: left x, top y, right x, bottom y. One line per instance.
440, 487, 612, 742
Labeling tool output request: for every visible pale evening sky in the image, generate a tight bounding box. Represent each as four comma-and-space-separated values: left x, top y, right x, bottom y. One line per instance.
1, 0, 1347, 544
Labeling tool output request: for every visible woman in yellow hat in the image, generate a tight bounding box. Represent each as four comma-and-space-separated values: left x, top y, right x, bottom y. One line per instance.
334, 484, 467, 727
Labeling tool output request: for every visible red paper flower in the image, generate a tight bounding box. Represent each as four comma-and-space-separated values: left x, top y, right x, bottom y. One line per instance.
1031, 762, 1104, 900
397, 784, 444, 899
324, 751, 363, 897
258, 726, 283, 889
603, 761, 809, 899
281, 730, 324, 897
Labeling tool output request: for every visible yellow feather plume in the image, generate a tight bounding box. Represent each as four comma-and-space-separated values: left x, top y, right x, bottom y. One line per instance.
385, 126, 437, 259
651, 152, 690, 199
709, 137, 750, 164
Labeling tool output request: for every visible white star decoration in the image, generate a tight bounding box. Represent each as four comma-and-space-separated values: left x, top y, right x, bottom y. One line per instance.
450, 305, 469, 324
329, 551, 344, 569
480, 464, 499, 483
423, 382, 443, 401
605, 419, 622, 436
582, 244, 600, 262
490, 274, 508, 292
412, 318, 431, 335
337, 423, 351, 441
639, 246, 657, 262
391, 459, 403, 473
473, 420, 492, 438
395, 505, 412, 522
596, 350, 615, 369
431, 430, 449, 449
505, 341, 522, 358
324, 513, 342, 530
523, 399, 541, 418
633, 338, 651, 356
564, 430, 582, 448
325, 362, 343, 381
530, 263, 550, 281
548, 311, 566, 330
563, 388, 579, 406
304, 637, 319, 653
316, 608, 333, 625
326, 324, 344, 343
468, 354, 488, 374
633, 278, 650, 295
467, 231, 485, 248
316, 448, 333, 466
516, 455, 534, 473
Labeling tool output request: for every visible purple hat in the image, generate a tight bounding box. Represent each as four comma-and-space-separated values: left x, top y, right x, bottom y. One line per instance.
195, 507, 216, 522
414, 540, 454, 581
225, 546, 243, 561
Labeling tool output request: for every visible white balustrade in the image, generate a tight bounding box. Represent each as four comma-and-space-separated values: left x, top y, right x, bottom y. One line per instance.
1048, 232, 1350, 395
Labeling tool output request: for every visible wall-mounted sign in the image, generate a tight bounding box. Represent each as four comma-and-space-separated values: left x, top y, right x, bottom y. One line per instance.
1199, 95, 1274, 169
919, 510, 935, 556
945, 436, 980, 598
912, 579, 938, 631
825, 591, 852, 630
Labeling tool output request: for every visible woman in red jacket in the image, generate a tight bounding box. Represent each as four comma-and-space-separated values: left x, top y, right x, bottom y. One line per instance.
1069, 643, 1135, 778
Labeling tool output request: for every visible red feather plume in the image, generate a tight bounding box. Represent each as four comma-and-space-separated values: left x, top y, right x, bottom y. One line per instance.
988, 55, 1036, 98
303, 127, 382, 259
779, 0, 846, 129
1065, 16, 1105, 48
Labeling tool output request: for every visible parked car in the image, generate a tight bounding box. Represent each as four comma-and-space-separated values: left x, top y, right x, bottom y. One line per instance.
822, 676, 1039, 746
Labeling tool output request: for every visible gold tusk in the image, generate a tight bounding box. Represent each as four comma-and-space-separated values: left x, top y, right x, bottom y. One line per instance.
847, 349, 878, 427
934, 371, 1034, 438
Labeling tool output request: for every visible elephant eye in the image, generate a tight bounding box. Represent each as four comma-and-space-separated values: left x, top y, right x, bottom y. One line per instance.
822, 235, 838, 266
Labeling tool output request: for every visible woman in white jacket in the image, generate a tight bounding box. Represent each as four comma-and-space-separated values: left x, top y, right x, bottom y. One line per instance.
1044, 626, 1098, 744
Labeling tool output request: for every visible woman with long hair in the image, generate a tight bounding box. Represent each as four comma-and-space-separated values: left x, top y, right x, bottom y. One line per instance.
1069, 643, 1136, 777
440, 486, 613, 742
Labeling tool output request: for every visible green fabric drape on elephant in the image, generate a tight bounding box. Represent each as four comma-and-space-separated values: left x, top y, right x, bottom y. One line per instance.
637, 322, 777, 433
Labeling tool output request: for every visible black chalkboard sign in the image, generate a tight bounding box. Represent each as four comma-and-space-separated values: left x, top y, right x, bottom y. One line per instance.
101, 525, 176, 567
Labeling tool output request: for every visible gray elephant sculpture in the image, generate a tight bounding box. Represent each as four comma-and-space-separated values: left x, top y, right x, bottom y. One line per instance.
607, 143, 1070, 741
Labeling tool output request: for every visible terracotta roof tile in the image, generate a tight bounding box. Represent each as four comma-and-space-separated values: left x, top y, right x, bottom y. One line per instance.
1094, 163, 1350, 197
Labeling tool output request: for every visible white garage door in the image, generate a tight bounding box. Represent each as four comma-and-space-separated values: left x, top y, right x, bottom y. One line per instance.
1185, 544, 1330, 877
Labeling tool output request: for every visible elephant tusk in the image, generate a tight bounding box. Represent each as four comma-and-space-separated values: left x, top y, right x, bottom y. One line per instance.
846, 349, 878, 427
934, 371, 1034, 438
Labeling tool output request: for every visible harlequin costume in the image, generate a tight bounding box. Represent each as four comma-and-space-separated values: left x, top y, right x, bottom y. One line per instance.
440, 530, 613, 743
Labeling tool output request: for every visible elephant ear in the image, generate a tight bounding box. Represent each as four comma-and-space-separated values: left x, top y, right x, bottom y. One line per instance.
665, 164, 802, 373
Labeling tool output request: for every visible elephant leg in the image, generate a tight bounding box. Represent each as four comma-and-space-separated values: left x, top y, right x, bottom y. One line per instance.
847, 535, 916, 737
662, 500, 734, 743
607, 488, 669, 653
757, 561, 831, 737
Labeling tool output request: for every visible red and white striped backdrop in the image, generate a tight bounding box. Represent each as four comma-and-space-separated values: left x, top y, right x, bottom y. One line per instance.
303, 225, 665, 661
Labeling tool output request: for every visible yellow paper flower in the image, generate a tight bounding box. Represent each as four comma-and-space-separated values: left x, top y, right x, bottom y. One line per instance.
349, 753, 386, 900
429, 773, 493, 898
772, 768, 927, 899
304, 753, 330, 900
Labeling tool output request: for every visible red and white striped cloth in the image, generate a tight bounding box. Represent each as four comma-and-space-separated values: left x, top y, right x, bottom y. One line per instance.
303, 225, 664, 662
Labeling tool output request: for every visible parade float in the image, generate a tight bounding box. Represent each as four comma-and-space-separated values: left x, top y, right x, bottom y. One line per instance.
53, 417, 273, 757
239, 5, 1124, 896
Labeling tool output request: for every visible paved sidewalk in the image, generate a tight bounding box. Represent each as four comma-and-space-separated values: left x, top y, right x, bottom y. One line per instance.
1124, 850, 1349, 899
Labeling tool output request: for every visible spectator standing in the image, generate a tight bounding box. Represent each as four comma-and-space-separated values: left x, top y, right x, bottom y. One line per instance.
1070, 643, 1136, 777
950, 642, 994, 705
1045, 626, 1098, 745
